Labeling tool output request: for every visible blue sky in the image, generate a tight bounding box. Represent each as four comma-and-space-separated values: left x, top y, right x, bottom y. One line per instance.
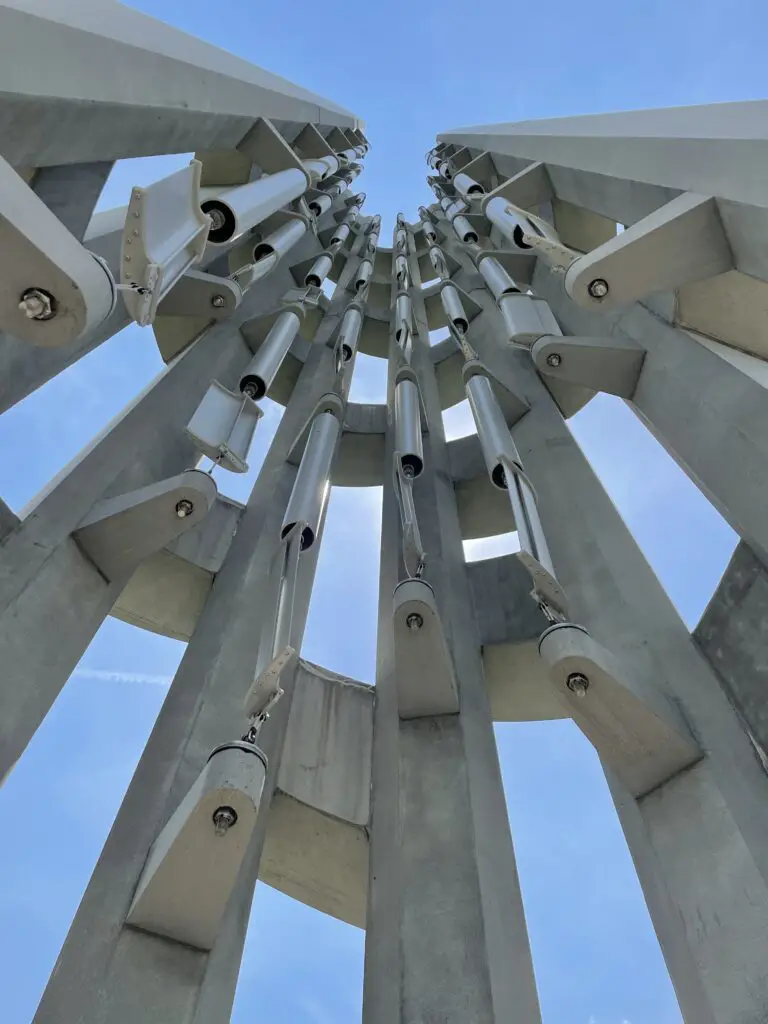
0, 0, 763, 1020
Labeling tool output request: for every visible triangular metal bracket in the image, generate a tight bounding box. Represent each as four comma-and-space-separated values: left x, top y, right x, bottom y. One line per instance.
237, 118, 307, 176
291, 123, 336, 159
531, 334, 646, 399
157, 269, 242, 319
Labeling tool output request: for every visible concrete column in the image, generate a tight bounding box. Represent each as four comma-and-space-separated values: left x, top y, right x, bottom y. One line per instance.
459, 261, 768, 1020
0, 260, 306, 782
534, 264, 768, 564
363, 228, 542, 1023
34, 336, 348, 1024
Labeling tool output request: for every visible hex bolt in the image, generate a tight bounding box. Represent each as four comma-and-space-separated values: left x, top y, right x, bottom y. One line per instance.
546, 352, 562, 368
566, 672, 590, 698
175, 499, 195, 519
406, 613, 423, 631
212, 806, 238, 837
587, 278, 609, 300
19, 288, 57, 321
211, 294, 226, 308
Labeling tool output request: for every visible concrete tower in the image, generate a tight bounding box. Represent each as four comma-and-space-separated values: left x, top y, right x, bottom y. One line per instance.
1, 2, 768, 1021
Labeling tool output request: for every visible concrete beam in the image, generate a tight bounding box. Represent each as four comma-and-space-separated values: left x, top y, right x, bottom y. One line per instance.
533, 262, 768, 561
438, 101, 768, 208
0, 0, 359, 168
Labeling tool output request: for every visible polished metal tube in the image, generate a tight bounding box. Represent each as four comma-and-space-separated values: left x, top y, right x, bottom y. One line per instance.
309, 192, 333, 217
239, 310, 301, 400
305, 252, 333, 288
201, 167, 309, 245
355, 259, 373, 293
395, 293, 412, 344
440, 283, 468, 332
394, 379, 423, 477
429, 246, 449, 280
338, 305, 363, 362
281, 411, 340, 549
465, 372, 522, 489
453, 172, 485, 199
477, 255, 519, 299
452, 215, 478, 244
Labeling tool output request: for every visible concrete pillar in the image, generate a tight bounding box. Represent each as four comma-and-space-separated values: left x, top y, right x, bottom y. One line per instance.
33, 300, 354, 1021
534, 264, 768, 564
362, 226, 542, 1023
0, 259, 306, 782
457, 254, 768, 1020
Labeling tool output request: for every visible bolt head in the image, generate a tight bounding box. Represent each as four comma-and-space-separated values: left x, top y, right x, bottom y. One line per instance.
566, 672, 590, 698
211, 294, 226, 308
546, 352, 562, 368
19, 288, 56, 321
406, 612, 423, 632
175, 499, 195, 519
588, 278, 609, 300
212, 806, 238, 836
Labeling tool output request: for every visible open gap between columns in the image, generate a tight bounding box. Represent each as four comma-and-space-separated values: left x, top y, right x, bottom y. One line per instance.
302, 486, 382, 686
568, 393, 737, 628
494, 719, 681, 1024
464, 532, 520, 562
0, 618, 185, 1023
442, 398, 476, 441
348, 352, 388, 404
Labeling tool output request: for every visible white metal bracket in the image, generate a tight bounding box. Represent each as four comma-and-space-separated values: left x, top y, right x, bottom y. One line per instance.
531, 334, 646, 398
538, 622, 701, 797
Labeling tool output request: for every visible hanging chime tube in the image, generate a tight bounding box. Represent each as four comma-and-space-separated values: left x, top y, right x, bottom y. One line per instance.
239, 310, 301, 400
281, 411, 341, 549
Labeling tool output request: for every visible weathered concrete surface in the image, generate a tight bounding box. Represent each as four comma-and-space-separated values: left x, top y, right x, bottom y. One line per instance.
535, 261, 768, 563
0, 0, 359, 168
34, 229, 370, 1024
363, 221, 542, 1024
695, 541, 768, 762
435, 221, 768, 1022
261, 660, 374, 928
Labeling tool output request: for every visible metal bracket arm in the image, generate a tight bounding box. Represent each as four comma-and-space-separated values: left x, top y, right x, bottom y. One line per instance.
531, 334, 646, 399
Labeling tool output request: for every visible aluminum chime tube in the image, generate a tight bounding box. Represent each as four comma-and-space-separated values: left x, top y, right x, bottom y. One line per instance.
230, 218, 308, 292
484, 196, 559, 252
308, 192, 334, 217
302, 154, 340, 182
337, 304, 363, 363
239, 309, 301, 400
395, 292, 413, 346
440, 283, 469, 333
393, 377, 426, 576
395, 254, 409, 289
464, 371, 557, 582
305, 252, 334, 288
355, 259, 373, 293
453, 172, 485, 199
200, 166, 310, 245
281, 410, 340, 550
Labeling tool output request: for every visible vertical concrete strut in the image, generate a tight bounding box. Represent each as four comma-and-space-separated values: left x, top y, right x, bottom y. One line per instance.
363, 215, 542, 1023
34, 237, 364, 1024
437, 222, 768, 1022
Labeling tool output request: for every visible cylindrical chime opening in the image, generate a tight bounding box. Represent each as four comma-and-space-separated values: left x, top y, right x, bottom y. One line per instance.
281, 412, 340, 551
239, 371, 267, 401
394, 379, 424, 478
309, 194, 333, 217
440, 284, 469, 333
452, 215, 478, 244
200, 200, 236, 244
355, 260, 373, 292
305, 253, 333, 288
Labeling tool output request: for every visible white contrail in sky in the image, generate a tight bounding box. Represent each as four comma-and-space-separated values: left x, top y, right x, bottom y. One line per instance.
73, 667, 172, 687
